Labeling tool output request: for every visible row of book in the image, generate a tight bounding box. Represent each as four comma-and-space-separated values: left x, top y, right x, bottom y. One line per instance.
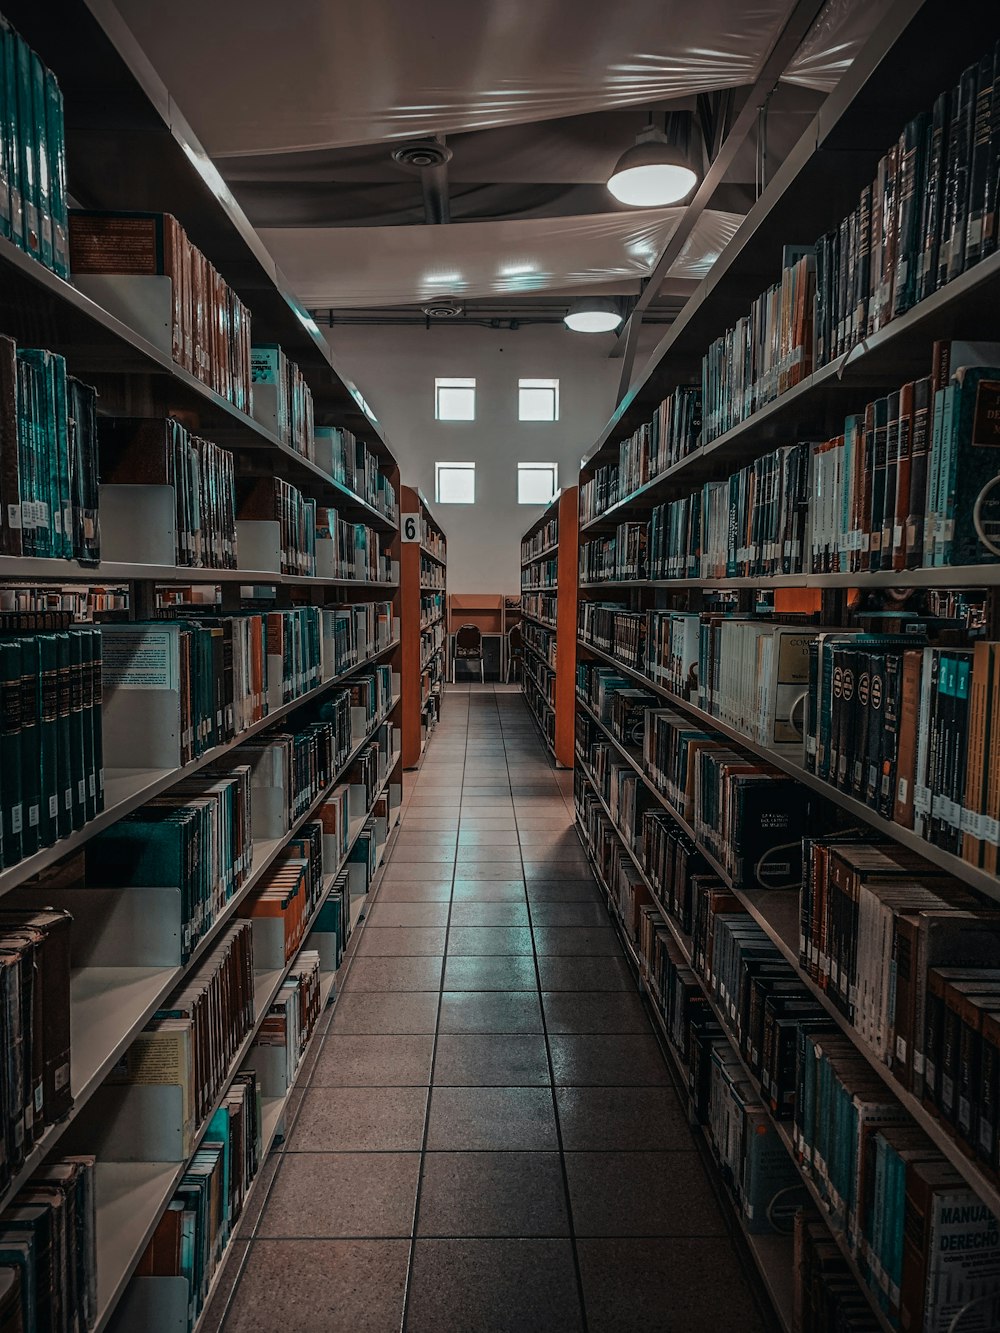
583, 775, 1000, 1333
809, 341, 1000, 573
815, 41, 1000, 371
420, 619, 445, 671
575, 791, 820, 1246
245, 951, 324, 1112
137, 1073, 262, 1332
250, 344, 314, 461
420, 552, 445, 590
520, 556, 557, 592
102, 416, 238, 570
69, 211, 253, 413
315, 508, 393, 584
701, 247, 815, 446
109, 921, 256, 1156
421, 592, 444, 629
578, 386, 702, 525
0, 908, 71, 1195
523, 624, 556, 671
0, 16, 69, 277
419, 515, 446, 564
0, 337, 100, 563
242, 821, 325, 966
806, 635, 1000, 868
324, 429, 398, 522
521, 592, 557, 628
520, 515, 558, 565
0, 1154, 95, 1333
320, 601, 396, 681
240, 477, 317, 578
0, 624, 104, 871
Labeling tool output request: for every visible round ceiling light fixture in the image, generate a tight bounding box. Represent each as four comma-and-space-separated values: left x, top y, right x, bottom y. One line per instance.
607, 127, 698, 207
390, 139, 453, 170
563, 297, 623, 333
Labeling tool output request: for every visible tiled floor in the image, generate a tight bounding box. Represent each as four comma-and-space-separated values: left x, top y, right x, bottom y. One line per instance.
211, 685, 775, 1332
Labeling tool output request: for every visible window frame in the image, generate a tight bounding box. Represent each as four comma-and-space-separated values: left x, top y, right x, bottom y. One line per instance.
517, 377, 559, 422
435, 460, 476, 505
434, 376, 477, 422
517, 461, 559, 506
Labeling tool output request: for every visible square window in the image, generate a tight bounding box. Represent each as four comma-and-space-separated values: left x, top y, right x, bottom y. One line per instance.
435, 377, 476, 421
518, 462, 558, 505
436, 461, 476, 504
518, 378, 559, 422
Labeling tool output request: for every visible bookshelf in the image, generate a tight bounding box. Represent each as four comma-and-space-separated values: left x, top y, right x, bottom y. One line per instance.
574, 2, 1000, 1327
0, 3, 408, 1328
401, 486, 447, 767
519, 487, 578, 767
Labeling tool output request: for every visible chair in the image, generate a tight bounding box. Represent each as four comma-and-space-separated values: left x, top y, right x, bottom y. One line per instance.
452, 623, 484, 683
505, 622, 524, 683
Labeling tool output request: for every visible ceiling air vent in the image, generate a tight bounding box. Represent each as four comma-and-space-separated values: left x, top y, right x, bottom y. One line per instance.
421, 299, 464, 318
391, 140, 453, 170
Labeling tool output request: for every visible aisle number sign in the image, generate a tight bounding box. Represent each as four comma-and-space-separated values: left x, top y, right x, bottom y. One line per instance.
402, 514, 421, 542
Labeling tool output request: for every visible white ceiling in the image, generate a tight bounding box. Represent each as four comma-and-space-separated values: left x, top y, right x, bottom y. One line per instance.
261, 207, 743, 308
119, 0, 889, 157
112, 0, 891, 324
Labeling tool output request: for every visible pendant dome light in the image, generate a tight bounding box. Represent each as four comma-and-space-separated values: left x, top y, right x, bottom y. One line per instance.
608, 113, 699, 208
563, 297, 623, 333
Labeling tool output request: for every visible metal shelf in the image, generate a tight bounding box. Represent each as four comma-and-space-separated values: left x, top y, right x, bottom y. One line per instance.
520, 543, 560, 568
577, 636, 1000, 905
0, 638, 400, 900
0, 556, 400, 588
574, 684, 1000, 1218
579, 563, 1000, 589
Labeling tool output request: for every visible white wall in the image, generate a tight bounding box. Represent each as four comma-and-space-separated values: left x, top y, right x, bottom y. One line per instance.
325, 323, 621, 592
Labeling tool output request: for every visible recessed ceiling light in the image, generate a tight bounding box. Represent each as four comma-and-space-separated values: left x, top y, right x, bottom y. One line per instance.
426, 273, 462, 285
564, 298, 623, 333
500, 263, 535, 277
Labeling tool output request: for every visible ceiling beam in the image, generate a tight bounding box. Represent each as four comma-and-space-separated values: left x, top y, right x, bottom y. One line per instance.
610, 0, 829, 386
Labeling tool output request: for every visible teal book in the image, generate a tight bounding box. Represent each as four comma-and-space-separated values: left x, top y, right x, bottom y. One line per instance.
53, 630, 72, 839
0, 639, 21, 866
67, 629, 87, 831
42, 68, 67, 277
36, 632, 58, 848
0, 20, 21, 246
18, 634, 41, 856
13, 32, 38, 259
945, 365, 1000, 564
29, 50, 51, 270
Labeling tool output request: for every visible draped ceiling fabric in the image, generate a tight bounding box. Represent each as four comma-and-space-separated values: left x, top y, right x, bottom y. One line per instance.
259, 209, 744, 309
116, 0, 893, 157
113, 0, 891, 319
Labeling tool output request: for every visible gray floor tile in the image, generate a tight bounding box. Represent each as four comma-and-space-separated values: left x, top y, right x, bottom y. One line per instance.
329, 992, 439, 1034
453, 862, 526, 879
532, 926, 621, 955
549, 1034, 671, 1085
341, 956, 444, 992
446, 925, 534, 954
525, 879, 604, 902
452, 879, 526, 901
438, 990, 544, 1033
535, 955, 635, 991
223, 1239, 409, 1333
448, 901, 531, 927
433, 1032, 550, 1086
542, 991, 651, 1033
353, 927, 448, 956
389, 847, 456, 863
457, 829, 520, 845
529, 902, 610, 927
374, 881, 453, 903
310, 1034, 435, 1086
406, 1239, 583, 1333
416, 1152, 568, 1236
426, 1085, 558, 1149
367, 902, 450, 927
564, 1152, 726, 1236
576, 1238, 770, 1332
289, 1086, 428, 1152
258, 1152, 419, 1237
443, 954, 539, 991
555, 1087, 691, 1149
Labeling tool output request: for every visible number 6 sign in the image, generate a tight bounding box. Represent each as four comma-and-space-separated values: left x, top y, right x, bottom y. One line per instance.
402, 514, 420, 542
